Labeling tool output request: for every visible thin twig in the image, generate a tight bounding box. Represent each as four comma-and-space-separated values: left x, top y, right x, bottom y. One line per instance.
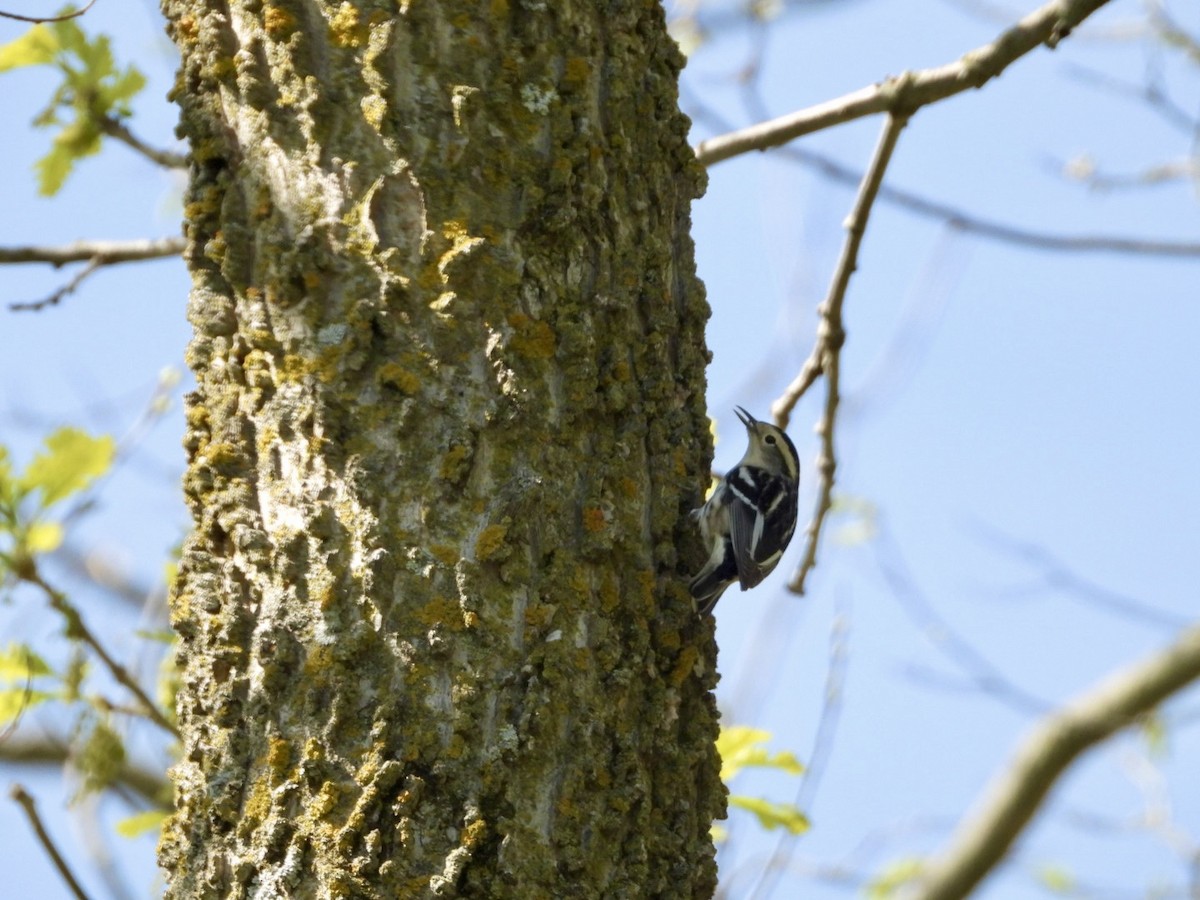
11, 258, 102, 312
1061, 62, 1200, 136
10, 784, 92, 900
1058, 156, 1200, 192
0, 237, 185, 267
694, 0, 1113, 166
969, 520, 1191, 630
98, 116, 188, 170
908, 623, 1200, 900
781, 112, 908, 595
0, 0, 97, 24
23, 566, 178, 738
746, 597, 851, 900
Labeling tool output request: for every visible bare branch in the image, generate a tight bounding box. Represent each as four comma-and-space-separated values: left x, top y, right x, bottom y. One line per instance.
1147, 1, 1200, 66
970, 521, 1191, 630
910, 623, 1200, 900
0, 237, 185, 267
685, 95, 1200, 258
22, 566, 178, 738
98, 116, 188, 170
0, 0, 97, 24
10, 784, 92, 900
780, 112, 908, 595
0, 736, 170, 808
2, 238, 185, 311
695, 0, 1113, 167
874, 527, 1052, 714
795, 144, 1200, 256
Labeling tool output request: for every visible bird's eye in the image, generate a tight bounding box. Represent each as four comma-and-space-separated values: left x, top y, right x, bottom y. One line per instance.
765, 435, 776, 445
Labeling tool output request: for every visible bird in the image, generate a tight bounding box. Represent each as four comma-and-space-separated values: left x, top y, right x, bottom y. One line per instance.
689, 407, 800, 615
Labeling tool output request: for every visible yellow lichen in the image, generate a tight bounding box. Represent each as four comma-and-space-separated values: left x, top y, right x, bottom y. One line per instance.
598, 574, 620, 613
462, 818, 488, 849
524, 602, 556, 630
311, 781, 340, 818
329, 2, 367, 47
175, 14, 197, 40
669, 645, 700, 687
362, 95, 386, 130
267, 735, 292, 776
562, 56, 591, 88
240, 773, 273, 827
415, 595, 461, 627
279, 353, 312, 381
439, 444, 471, 480
263, 4, 296, 38
474, 524, 508, 561
637, 568, 656, 611
377, 362, 421, 395
507, 312, 556, 360
582, 506, 606, 533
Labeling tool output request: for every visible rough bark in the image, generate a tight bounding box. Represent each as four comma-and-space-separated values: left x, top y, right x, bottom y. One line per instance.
158, 0, 720, 897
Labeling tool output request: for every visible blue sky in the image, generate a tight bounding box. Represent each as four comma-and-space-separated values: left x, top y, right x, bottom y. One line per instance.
1, 0, 1198, 897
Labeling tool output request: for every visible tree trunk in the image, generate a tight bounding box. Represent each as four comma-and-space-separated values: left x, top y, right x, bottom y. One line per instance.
158, 0, 721, 896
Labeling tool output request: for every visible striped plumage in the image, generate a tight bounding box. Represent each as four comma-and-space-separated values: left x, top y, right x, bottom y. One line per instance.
690, 407, 800, 615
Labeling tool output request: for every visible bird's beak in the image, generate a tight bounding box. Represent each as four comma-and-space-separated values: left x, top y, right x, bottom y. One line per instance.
734, 406, 755, 428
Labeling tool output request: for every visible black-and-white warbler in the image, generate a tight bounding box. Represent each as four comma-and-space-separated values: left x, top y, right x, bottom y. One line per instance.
690, 407, 800, 615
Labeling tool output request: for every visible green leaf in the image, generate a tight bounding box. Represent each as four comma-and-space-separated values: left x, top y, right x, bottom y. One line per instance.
728, 796, 810, 834
12, 20, 147, 194
134, 629, 177, 644
51, 19, 87, 58
100, 67, 146, 112
0, 687, 54, 725
63, 651, 87, 701
36, 143, 76, 196
1140, 711, 1168, 758
1036, 863, 1076, 894
0, 445, 15, 516
20, 427, 114, 507
717, 725, 805, 781
38, 120, 102, 195
76, 719, 126, 797
867, 858, 925, 899
25, 521, 64, 553
0, 25, 59, 72
0, 643, 53, 680
115, 809, 168, 838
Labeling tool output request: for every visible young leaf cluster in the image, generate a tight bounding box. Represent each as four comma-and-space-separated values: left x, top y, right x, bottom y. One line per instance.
0, 426, 114, 578
0, 20, 146, 195
0, 427, 178, 821
716, 725, 810, 838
